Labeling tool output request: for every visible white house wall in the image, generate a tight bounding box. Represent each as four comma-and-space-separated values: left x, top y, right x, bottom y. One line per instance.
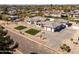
74, 18, 79, 20
47, 27, 51, 31
44, 27, 47, 30
50, 14, 61, 17
52, 29, 54, 32
49, 18, 55, 21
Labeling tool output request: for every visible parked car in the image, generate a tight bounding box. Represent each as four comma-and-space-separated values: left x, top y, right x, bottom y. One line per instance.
54, 24, 66, 32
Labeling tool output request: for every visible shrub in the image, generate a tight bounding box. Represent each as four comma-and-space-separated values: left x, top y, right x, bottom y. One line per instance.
60, 44, 71, 52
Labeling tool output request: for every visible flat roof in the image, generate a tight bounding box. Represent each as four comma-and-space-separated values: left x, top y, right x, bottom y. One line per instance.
28, 16, 46, 22
43, 19, 67, 28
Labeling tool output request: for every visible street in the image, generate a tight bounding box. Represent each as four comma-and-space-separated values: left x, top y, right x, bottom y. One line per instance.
6, 25, 58, 54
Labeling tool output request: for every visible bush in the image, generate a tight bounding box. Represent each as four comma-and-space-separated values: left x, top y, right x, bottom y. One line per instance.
73, 42, 78, 44
0, 15, 2, 20
70, 38, 73, 41
60, 44, 71, 52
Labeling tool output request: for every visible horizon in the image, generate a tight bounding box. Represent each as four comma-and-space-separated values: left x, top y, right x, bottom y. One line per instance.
0, 4, 79, 6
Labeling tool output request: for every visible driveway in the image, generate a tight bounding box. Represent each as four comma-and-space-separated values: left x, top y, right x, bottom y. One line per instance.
43, 28, 77, 48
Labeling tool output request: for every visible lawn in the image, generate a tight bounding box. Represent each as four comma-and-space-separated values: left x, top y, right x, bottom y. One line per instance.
25, 28, 40, 35
15, 25, 26, 30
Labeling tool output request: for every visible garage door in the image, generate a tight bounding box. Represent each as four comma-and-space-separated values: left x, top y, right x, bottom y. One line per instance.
47, 28, 51, 31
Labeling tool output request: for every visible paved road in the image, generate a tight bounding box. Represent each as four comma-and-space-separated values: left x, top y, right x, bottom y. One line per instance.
5, 26, 58, 54
0, 21, 60, 54
43, 28, 76, 48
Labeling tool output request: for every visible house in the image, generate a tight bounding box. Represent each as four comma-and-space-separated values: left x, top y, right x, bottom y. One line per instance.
48, 18, 55, 21
7, 7, 18, 15
74, 16, 79, 21
26, 16, 56, 27
49, 10, 63, 17
7, 7, 20, 21
42, 19, 67, 32
26, 16, 71, 32
72, 15, 79, 21
26, 16, 46, 25
0, 9, 4, 14
61, 12, 68, 17
67, 10, 79, 20
8, 15, 19, 21
50, 13, 61, 17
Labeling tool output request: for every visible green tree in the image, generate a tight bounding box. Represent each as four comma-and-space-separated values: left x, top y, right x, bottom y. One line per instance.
70, 38, 73, 41
0, 26, 18, 54
0, 15, 2, 20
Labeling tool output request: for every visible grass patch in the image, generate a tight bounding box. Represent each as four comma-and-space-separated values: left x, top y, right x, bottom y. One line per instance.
25, 28, 40, 35
15, 25, 26, 30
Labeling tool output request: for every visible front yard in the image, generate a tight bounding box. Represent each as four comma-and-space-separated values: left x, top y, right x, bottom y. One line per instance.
15, 25, 26, 30
25, 28, 40, 35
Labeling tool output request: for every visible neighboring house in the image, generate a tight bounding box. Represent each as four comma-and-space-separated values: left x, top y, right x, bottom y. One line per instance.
42, 10, 50, 16
8, 15, 19, 21
7, 7, 20, 21
31, 10, 39, 14
0, 10, 4, 14
72, 15, 79, 21
61, 12, 68, 17
26, 16, 56, 27
48, 18, 55, 21
27, 16, 46, 25
67, 10, 79, 20
50, 13, 61, 17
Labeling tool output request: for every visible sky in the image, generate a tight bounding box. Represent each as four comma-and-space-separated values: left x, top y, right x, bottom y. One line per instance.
0, 0, 79, 5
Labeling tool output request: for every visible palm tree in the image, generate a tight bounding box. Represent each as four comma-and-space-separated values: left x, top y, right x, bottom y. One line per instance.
0, 26, 18, 54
